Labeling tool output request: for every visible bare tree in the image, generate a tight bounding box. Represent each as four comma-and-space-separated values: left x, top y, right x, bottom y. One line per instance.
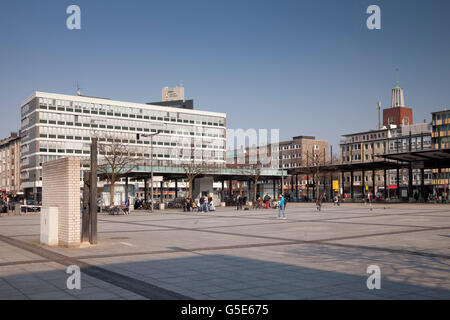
176, 139, 204, 199
181, 158, 205, 199
301, 147, 328, 199
244, 164, 262, 205
97, 134, 140, 205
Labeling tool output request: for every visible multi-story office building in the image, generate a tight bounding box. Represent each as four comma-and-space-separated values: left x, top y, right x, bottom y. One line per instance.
0, 132, 22, 196
228, 136, 328, 169
432, 110, 450, 149
278, 136, 329, 170
279, 136, 328, 197
340, 123, 433, 196
226, 136, 328, 198
431, 109, 450, 189
20, 91, 227, 201
340, 84, 433, 198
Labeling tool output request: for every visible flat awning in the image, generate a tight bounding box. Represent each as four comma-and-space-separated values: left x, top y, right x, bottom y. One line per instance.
288, 161, 405, 175
377, 148, 450, 168
287, 148, 450, 175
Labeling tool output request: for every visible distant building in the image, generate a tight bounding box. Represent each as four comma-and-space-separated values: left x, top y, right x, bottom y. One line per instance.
383, 85, 413, 127
431, 109, 450, 189
148, 86, 193, 109
432, 110, 450, 149
340, 84, 433, 199
278, 136, 329, 197
227, 136, 328, 170
278, 136, 328, 169
0, 132, 21, 196
227, 135, 329, 199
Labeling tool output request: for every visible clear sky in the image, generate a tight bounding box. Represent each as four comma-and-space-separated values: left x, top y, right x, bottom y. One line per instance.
1, 0, 449, 150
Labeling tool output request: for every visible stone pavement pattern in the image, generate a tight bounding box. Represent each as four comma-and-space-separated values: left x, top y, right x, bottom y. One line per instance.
0, 203, 449, 300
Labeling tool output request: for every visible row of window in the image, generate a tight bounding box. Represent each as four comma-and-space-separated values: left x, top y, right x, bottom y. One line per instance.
36, 101, 225, 127
432, 124, 450, 132
37, 147, 225, 159
37, 119, 225, 139
341, 173, 434, 183
350, 132, 387, 143
343, 137, 432, 153
37, 134, 225, 150
281, 153, 303, 159
433, 112, 450, 121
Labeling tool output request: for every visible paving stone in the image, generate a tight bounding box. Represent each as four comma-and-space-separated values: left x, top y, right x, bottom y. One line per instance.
1, 204, 450, 300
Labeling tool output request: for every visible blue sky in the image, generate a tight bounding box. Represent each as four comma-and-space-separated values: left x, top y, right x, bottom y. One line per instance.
0, 0, 449, 150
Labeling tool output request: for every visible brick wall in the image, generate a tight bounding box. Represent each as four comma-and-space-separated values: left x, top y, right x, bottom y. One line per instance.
383, 107, 413, 127
42, 157, 80, 247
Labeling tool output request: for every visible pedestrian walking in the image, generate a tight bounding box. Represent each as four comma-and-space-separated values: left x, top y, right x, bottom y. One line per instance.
203, 196, 209, 212
316, 197, 322, 212
264, 194, 271, 209
208, 198, 216, 211
125, 197, 130, 215
278, 194, 286, 219
236, 194, 242, 211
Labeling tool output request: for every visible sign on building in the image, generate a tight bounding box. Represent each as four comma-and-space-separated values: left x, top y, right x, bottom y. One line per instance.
332, 180, 339, 191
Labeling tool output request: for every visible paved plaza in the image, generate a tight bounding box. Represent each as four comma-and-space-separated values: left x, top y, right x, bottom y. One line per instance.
0, 203, 449, 300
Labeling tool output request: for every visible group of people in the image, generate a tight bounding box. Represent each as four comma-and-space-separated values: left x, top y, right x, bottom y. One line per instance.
234, 193, 287, 219
316, 193, 344, 211
235, 193, 276, 210
235, 194, 247, 210
427, 192, 448, 204
184, 195, 216, 212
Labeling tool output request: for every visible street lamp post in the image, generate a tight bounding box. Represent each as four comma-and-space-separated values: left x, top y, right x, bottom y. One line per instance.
139, 130, 162, 213
150, 133, 155, 213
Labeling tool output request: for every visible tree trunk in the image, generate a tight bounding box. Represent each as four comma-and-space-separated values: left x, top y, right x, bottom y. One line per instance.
253, 179, 257, 203
188, 176, 194, 198
110, 179, 115, 206
315, 173, 320, 200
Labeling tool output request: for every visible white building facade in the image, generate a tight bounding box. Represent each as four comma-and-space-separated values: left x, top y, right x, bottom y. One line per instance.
20, 91, 227, 201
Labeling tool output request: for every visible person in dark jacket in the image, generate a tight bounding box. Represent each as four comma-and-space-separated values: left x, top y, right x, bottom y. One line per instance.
236, 194, 242, 210
125, 197, 130, 215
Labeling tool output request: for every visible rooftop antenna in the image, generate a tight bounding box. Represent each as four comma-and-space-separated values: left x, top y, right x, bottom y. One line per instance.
74, 81, 82, 96
376, 101, 381, 129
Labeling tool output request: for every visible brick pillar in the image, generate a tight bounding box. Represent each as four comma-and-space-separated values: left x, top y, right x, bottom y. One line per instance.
42, 157, 81, 247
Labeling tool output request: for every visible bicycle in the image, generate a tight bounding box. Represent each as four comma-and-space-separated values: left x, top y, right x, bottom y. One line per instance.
252, 200, 264, 210
107, 205, 127, 215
